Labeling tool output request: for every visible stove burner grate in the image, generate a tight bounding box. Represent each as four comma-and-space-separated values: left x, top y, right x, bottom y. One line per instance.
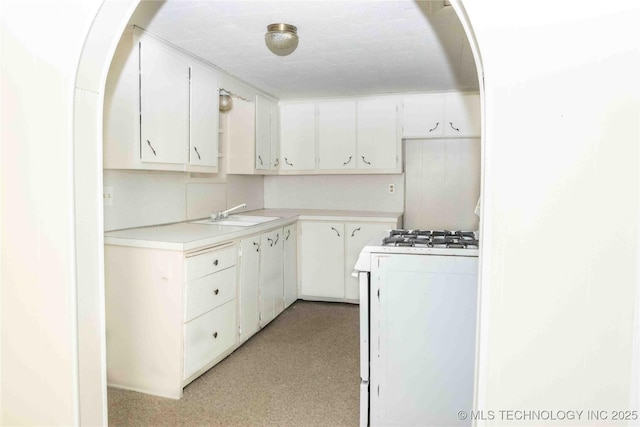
383, 230, 479, 248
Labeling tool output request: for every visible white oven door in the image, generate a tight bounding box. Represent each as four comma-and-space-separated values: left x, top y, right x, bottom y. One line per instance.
369, 253, 478, 427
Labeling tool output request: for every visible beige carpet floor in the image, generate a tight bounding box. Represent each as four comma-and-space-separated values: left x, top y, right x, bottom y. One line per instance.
108, 301, 360, 426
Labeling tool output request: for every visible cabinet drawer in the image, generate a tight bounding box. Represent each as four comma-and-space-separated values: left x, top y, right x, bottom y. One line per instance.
185, 266, 237, 322
184, 300, 236, 379
187, 245, 237, 281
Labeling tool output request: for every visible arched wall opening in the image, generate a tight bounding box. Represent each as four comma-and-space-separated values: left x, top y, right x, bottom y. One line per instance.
73, 1, 486, 424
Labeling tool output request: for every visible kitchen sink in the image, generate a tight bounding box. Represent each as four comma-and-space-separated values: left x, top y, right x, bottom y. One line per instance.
191, 215, 281, 227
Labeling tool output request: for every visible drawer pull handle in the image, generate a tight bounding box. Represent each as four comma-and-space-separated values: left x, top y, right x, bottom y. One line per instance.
212, 332, 218, 339
213, 259, 219, 266
351, 227, 361, 237
253, 241, 260, 252
331, 227, 341, 237
429, 122, 440, 133
361, 155, 371, 165
214, 289, 219, 295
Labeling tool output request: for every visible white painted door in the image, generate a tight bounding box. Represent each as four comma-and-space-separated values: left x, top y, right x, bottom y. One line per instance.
189, 63, 219, 167
259, 228, 284, 326
299, 222, 345, 299
279, 102, 316, 170
239, 238, 261, 342
318, 100, 356, 170
357, 97, 398, 170
283, 224, 297, 307
344, 222, 395, 301
444, 92, 481, 137
402, 93, 445, 138
255, 94, 271, 170
139, 37, 189, 164
370, 254, 478, 427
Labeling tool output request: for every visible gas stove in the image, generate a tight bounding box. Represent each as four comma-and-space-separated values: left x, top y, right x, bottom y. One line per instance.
353, 229, 479, 270
382, 229, 479, 249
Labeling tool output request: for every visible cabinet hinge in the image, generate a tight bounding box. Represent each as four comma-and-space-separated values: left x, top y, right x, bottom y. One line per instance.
377, 288, 380, 299
259, 313, 262, 321
238, 326, 242, 336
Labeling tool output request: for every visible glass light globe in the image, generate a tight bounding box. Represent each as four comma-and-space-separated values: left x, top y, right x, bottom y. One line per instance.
265, 23, 298, 56
219, 91, 233, 112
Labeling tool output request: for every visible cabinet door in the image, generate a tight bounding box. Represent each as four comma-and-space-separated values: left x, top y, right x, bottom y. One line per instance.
259, 228, 284, 326
270, 101, 280, 169
444, 92, 481, 137
189, 63, 219, 167
255, 95, 271, 170
402, 93, 445, 138
357, 97, 398, 170
344, 222, 395, 301
318, 100, 356, 170
226, 98, 256, 175
140, 37, 189, 164
239, 238, 261, 342
279, 102, 316, 170
299, 222, 345, 299
283, 224, 297, 307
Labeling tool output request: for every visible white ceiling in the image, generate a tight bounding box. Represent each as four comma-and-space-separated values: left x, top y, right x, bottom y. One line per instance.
129, 0, 479, 99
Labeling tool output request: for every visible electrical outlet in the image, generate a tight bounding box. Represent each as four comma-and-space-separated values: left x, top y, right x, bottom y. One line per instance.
103, 186, 114, 206
388, 184, 395, 194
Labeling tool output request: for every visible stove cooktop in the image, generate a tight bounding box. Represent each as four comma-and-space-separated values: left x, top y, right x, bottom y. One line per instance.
382, 229, 479, 249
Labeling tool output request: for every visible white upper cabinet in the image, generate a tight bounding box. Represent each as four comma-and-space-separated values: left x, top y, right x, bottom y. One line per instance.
444, 92, 481, 137
104, 29, 221, 173
357, 97, 399, 170
140, 36, 189, 165
279, 102, 316, 170
402, 93, 445, 137
402, 91, 480, 138
318, 100, 357, 170
255, 94, 280, 170
189, 63, 219, 168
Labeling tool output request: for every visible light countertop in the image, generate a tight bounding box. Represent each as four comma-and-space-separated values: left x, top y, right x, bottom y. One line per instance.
104, 209, 402, 252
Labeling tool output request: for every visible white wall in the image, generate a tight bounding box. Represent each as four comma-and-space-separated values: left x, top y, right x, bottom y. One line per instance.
461, 0, 640, 420
264, 174, 404, 212
0, 0, 103, 424
103, 171, 264, 231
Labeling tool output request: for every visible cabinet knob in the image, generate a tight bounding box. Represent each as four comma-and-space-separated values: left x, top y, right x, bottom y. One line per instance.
212, 332, 218, 339
214, 289, 219, 295
213, 259, 219, 266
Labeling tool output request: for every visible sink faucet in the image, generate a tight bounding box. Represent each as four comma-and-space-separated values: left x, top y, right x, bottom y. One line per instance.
212, 203, 247, 221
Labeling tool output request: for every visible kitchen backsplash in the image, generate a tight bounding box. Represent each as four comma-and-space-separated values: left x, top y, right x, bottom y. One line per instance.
263, 174, 405, 212
103, 170, 264, 231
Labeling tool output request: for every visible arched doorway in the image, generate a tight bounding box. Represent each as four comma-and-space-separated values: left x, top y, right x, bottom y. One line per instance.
73, 1, 485, 423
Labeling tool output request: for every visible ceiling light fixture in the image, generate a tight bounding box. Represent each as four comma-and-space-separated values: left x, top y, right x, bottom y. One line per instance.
265, 23, 299, 56
219, 89, 233, 112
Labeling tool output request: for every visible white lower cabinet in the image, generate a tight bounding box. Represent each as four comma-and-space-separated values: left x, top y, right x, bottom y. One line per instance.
238, 226, 292, 343
239, 237, 261, 342
259, 228, 285, 326
300, 221, 346, 299
283, 224, 297, 307
105, 243, 238, 399
299, 220, 398, 303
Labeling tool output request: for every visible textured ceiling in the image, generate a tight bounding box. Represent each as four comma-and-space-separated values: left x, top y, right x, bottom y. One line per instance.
129, 0, 479, 99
